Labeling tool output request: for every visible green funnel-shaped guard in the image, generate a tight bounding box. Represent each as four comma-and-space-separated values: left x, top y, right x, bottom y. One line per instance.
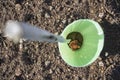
58, 19, 104, 67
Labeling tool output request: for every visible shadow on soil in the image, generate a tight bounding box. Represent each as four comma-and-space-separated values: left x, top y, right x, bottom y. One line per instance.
100, 19, 120, 80
100, 19, 120, 58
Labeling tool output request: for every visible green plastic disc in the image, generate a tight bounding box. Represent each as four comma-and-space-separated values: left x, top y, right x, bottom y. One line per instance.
58, 19, 104, 67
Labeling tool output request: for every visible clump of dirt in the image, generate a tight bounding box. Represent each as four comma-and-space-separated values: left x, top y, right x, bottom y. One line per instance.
68, 40, 80, 51
0, 0, 120, 80
67, 32, 83, 51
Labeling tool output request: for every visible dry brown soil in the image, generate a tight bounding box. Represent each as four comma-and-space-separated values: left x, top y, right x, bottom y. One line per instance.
0, 0, 120, 80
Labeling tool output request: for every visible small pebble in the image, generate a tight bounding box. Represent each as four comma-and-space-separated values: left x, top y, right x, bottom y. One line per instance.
19, 40, 23, 51
68, 19, 71, 23
98, 0, 102, 2
74, 0, 79, 4
82, 77, 86, 80
45, 13, 50, 18
109, 58, 113, 64
49, 69, 53, 74
62, 20, 66, 24
98, 61, 104, 67
15, 4, 22, 10
105, 52, 108, 57
54, 32, 58, 35
56, 68, 60, 73
74, 76, 79, 80
98, 57, 102, 60
111, 65, 114, 68
90, 10, 94, 13
0, 29, 1, 33
15, 68, 22, 76
25, 75, 29, 78
105, 60, 109, 65
49, 6, 53, 10
45, 61, 50, 66
97, 18, 102, 22
99, 13, 104, 18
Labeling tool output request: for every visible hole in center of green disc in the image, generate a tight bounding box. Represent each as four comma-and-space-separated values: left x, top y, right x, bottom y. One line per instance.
66, 32, 83, 51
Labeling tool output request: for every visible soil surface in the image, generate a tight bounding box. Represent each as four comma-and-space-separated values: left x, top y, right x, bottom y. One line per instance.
0, 0, 120, 80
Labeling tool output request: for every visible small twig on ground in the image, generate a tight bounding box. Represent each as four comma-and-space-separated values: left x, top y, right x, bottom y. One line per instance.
115, 0, 120, 7
103, 0, 120, 24
103, 5, 114, 16
0, 33, 8, 47
103, 64, 114, 80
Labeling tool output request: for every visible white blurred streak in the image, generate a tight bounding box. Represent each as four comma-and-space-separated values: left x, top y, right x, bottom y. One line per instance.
3, 20, 65, 43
